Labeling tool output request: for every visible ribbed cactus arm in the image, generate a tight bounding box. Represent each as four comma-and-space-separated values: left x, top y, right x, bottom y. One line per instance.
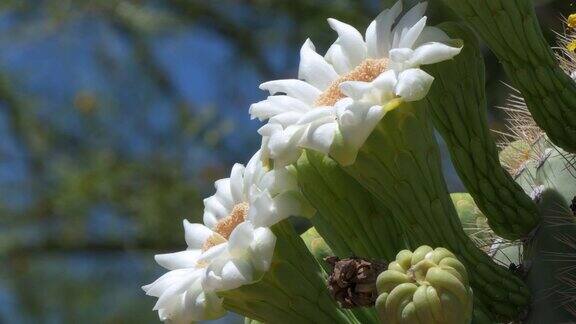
440, 0, 576, 153
336, 102, 530, 321
295, 150, 405, 261
419, 22, 539, 240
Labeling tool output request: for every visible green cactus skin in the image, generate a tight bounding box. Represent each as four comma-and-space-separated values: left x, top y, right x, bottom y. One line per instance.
503, 139, 576, 321
420, 22, 539, 240
300, 226, 334, 270
337, 101, 530, 321
451, 193, 493, 246
376, 246, 473, 324
440, 0, 576, 154
522, 190, 576, 323
295, 150, 405, 261
512, 138, 576, 205
219, 220, 362, 324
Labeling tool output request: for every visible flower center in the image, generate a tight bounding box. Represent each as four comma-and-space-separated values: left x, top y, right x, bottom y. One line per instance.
314, 58, 388, 107
201, 202, 249, 252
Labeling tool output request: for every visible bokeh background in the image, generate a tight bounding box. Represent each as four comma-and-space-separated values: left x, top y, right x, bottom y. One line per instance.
0, 0, 572, 323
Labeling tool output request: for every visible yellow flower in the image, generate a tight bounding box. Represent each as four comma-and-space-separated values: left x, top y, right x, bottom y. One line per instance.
567, 40, 576, 53
568, 14, 576, 29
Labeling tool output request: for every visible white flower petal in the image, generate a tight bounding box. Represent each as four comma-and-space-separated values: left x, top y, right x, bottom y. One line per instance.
204, 258, 254, 292
372, 69, 399, 93
214, 178, 234, 208
298, 39, 339, 90
340, 81, 373, 100
259, 79, 321, 105
143, 268, 196, 297
183, 221, 214, 249
227, 222, 255, 257
197, 243, 229, 265
243, 151, 265, 194
395, 68, 434, 101
229, 164, 245, 202
272, 191, 304, 220
203, 196, 230, 227
296, 107, 335, 125
250, 227, 276, 271
366, 1, 403, 57
186, 287, 225, 321
408, 42, 462, 66
336, 100, 385, 151
269, 111, 304, 127
302, 121, 338, 154
249, 95, 310, 121
266, 125, 306, 167
261, 168, 298, 196
247, 191, 276, 228
398, 16, 427, 49
155, 250, 202, 270
325, 43, 353, 74
414, 26, 451, 46
392, 2, 428, 48
327, 18, 367, 67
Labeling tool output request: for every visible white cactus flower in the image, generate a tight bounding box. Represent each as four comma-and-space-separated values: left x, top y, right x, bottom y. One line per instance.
143, 151, 308, 322
250, 1, 461, 167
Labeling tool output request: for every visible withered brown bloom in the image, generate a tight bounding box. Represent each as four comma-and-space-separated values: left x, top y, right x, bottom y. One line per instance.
325, 256, 387, 308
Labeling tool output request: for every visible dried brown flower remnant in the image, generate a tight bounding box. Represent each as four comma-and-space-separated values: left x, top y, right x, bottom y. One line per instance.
325, 256, 387, 308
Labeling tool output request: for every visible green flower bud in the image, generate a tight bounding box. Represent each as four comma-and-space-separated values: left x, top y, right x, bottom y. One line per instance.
376, 246, 473, 324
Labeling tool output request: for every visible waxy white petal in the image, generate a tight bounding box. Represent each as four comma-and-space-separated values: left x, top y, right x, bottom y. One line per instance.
298, 39, 338, 90
395, 68, 434, 101
259, 79, 321, 105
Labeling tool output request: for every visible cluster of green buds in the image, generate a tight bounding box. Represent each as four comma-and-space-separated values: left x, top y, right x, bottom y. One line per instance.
376, 246, 473, 324
143, 1, 576, 323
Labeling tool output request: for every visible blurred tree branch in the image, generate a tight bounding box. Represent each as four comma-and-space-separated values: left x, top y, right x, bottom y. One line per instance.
167, 0, 275, 79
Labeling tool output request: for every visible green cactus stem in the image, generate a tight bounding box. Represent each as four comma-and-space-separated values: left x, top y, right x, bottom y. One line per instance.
502, 138, 576, 320
218, 220, 362, 324
376, 246, 473, 324
295, 150, 405, 261
332, 101, 530, 321
300, 226, 334, 271
420, 22, 539, 240
440, 0, 576, 153
523, 189, 576, 322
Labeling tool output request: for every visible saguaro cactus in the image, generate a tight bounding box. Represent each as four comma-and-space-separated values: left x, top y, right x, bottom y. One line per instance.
143, 1, 576, 323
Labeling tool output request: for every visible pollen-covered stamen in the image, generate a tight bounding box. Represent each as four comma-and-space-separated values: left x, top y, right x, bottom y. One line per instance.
314, 58, 388, 107
201, 202, 249, 252
568, 14, 576, 29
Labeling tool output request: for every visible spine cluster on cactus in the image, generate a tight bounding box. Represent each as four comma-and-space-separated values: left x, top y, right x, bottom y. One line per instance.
143, 1, 576, 323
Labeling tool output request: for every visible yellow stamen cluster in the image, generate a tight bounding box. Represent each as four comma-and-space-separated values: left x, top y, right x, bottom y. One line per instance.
568, 14, 576, 29
201, 202, 249, 252
314, 58, 388, 107
567, 40, 576, 53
